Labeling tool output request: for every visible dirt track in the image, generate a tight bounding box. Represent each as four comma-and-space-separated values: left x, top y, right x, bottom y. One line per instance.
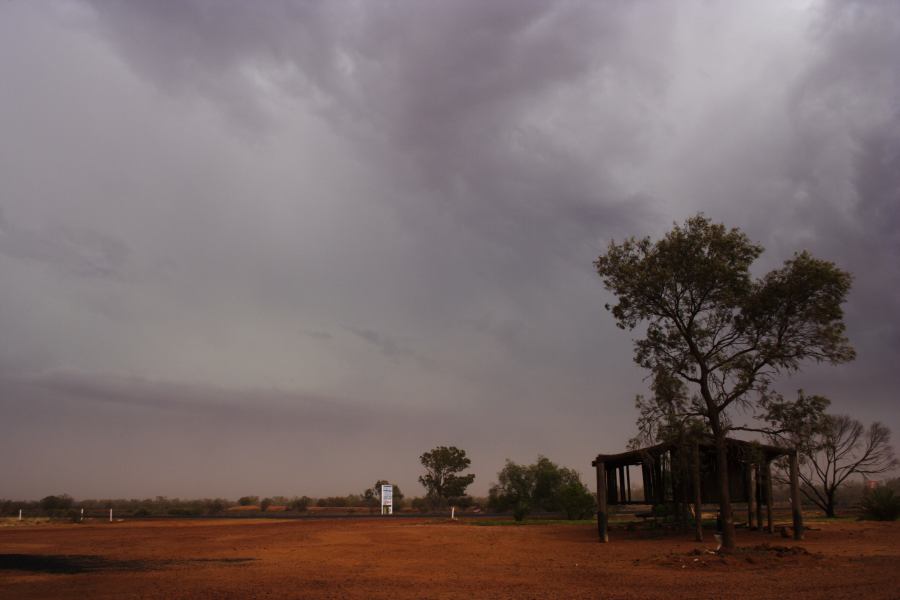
1, 518, 898, 599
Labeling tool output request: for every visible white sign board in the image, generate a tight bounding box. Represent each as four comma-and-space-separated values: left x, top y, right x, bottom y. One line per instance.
381, 484, 393, 515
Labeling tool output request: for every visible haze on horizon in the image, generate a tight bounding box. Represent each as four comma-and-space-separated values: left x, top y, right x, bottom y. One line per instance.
1, 0, 898, 501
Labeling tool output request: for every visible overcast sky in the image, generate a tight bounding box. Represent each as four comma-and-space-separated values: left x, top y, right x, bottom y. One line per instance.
1, 0, 897, 500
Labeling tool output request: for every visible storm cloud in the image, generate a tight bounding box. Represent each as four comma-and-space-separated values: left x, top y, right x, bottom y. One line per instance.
0, 0, 897, 499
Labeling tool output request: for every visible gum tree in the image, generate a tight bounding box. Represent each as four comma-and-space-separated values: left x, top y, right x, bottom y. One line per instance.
595, 215, 854, 549
418, 446, 476, 506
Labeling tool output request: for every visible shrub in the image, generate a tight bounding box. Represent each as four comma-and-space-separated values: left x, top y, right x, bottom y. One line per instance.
39, 494, 74, 512
557, 481, 596, 520
288, 496, 311, 512
489, 456, 595, 521
260, 498, 273, 512
204, 499, 226, 515
238, 496, 259, 507
860, 488, 900, 521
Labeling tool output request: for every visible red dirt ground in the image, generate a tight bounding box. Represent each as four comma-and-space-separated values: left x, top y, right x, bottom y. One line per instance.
1, 518, 898, 599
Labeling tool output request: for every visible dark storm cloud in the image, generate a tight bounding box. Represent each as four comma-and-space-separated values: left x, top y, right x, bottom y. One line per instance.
768, 0, 900, 414
2, 369, 375, 429
1, 0, 898, 499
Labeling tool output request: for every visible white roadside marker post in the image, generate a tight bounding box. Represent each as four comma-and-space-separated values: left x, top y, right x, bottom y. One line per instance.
80, 508, 84, 522
451, 506, 455, 520
109, 509, 113, 523
18, 509, 22, 521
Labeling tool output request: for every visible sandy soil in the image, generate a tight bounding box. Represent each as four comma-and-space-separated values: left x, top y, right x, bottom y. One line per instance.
1, 517, 897, 599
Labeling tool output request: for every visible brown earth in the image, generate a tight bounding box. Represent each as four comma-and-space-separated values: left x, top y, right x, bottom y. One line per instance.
1, 518, 897, 599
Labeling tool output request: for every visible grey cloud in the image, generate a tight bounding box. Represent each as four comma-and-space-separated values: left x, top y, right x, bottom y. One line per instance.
347, 327, 414, 360
0, 209, 131, 279
1, 1, 898, 499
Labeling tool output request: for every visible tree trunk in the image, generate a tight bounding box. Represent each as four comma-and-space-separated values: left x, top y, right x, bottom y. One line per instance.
713, 425, 736, 551
825, 491, 836, 518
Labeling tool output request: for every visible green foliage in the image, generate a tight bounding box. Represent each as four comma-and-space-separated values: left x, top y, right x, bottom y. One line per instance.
489, 457, 595, 521
39, 494, 74, 511
204, 499, 227, 515
316, 496, 350, 508
288, 496, 311, 512
260, 498, 273, 512
410, 497, 430, 512
556, 480, 596, 520
238, 496, 259, 507
419, 446, 476, 503
489, 460, 534, 521
859, 488, 900, 521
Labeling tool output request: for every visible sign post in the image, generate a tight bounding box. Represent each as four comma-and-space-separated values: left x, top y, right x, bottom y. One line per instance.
380, 484, 393, 516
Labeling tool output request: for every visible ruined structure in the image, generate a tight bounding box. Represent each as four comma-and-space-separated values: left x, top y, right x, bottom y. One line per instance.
592, 439, 804, 543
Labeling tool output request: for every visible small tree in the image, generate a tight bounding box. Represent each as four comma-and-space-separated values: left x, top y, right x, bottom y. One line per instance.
288, 496, 311, 512
595, 215, 855, 549
39, 494, 74, 512
238, 496, 259, 507
419, 446, 476, 506
763, 397, 898, 517
260, 498, 273, 512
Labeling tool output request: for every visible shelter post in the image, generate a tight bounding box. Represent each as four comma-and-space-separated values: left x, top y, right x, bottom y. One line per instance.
595, 460, 608, 543
755, 464, 764, 530
765, 460, 774, 533
789, 450, 804, 540
748, 463, 758, 529
693, 443, 703, 542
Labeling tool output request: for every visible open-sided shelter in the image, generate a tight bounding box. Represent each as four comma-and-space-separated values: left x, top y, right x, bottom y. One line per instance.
592, 438, 805, 542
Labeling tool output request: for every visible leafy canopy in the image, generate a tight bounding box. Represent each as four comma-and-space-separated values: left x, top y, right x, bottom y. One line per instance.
418, 446, 476, 501
595, 214, 855, 421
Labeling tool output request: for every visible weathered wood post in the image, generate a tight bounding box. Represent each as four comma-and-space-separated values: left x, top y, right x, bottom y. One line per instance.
693, 443, 703, 542
595, 460, 608, 543
755, 464, 764, 531
789, 450, 804, 540
748, 463, 758, 530
765, 460, 774, 533
625, 466, 631, 502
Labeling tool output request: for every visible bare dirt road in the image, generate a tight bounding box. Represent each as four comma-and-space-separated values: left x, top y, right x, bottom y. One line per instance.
1, 518, 897, 599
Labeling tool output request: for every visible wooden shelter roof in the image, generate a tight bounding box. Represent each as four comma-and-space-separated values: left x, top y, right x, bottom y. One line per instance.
592, 438, 791, 469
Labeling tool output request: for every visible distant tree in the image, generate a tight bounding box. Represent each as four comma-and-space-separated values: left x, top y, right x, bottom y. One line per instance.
371, 480, 404, 508
260, 498, 273, 512
204, 499, 226, 515
595, 215, 855, 549
490, 460, 535, 521
288, 496, 311, 512
39, 494, 73, 512
490, 457, 595, 521
238, 496, 259, 507
762, 395, 898, 517
419, 446, 476, 506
